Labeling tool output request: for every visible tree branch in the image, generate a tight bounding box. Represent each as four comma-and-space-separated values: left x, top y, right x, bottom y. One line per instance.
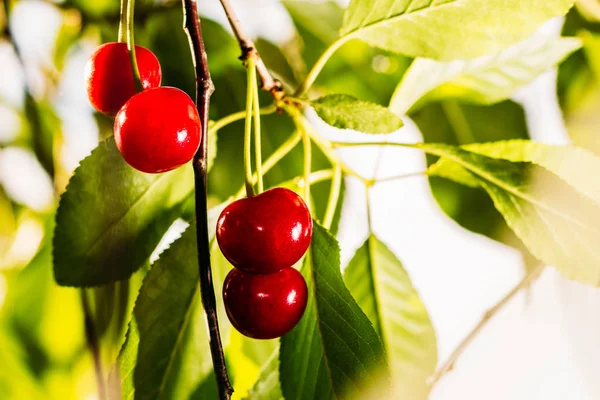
181, 0, 233, 399
217, 0, 283, 100
428, 264, 544, 388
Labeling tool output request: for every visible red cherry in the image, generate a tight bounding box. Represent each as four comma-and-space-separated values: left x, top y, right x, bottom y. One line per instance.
223, 267, 308, 339
216, 188, 312, 274
85, 42, 162, 116
114, 87, 201, 173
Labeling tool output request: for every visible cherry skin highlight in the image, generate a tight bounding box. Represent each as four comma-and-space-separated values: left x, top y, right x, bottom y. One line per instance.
223, 267, 308, 339
85, 42, 162, 116
216, 188, 312, 274
114, 87, 201, 174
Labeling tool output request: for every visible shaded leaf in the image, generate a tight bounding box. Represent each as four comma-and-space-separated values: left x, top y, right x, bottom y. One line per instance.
53, 137, 194, 287
312, 94, 403, 133
345, 235, 436, 399
391, 35, 581, 114
280, 223, 391, 400
114, 202, 230, 400
115, 228, 211, 400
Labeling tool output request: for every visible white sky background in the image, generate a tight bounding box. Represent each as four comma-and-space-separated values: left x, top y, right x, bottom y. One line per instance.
1, 1, 600, 399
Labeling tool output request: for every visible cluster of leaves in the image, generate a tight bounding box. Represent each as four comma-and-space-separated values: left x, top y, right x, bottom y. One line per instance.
5, 0, 600, 399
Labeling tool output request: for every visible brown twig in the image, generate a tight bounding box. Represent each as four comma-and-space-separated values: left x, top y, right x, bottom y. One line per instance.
217, 0, 283, 100
427, 264, 544, 388
181, 0, 233, 399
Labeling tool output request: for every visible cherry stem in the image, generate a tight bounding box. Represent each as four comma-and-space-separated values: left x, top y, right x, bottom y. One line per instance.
125, 0, 143, 92
118, 0, 127, 42
210, 105, 276, 135
301, 121, 312, 210
244, 58, 256, 197
181, 0, 233, 399
323, 165, 342, 230
252, 62, 264, 194
234, 131, 302, 199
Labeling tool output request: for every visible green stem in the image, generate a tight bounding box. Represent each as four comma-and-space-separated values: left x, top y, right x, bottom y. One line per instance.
118, 0, 127, 42
244, 58, 256, 197
294, 36, 349, 97
302, 121, 312, 209
441, 101, 475, 144
252, 63, 264, 193
126, 0, 143, 92
291, 112, 368, 184
234, 131, 302, 199
323, 165, 342, 230
297, 169, 334, 188
210, 105, 276, 135
365, 185, 373, 232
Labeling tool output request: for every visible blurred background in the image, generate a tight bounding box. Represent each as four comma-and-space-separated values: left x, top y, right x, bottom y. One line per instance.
2, 0, 600, 399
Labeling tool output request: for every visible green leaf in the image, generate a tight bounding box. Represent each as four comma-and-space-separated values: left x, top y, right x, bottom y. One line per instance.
0, 325, 47, 400
390, 35, 581, 114
460, 140, 600, 202
419, 143, 600, 285
245, 350, 283, 400
430, 140, 600, 203
114, 202, 230, 400
226, 330, 278, 398
53, 137, 194, 287
279, 223, 392, 400
24, 96, 60, 178
344, 235, 437, 399
340, 0, 574, 60
311, 94, 403, 133
115, 228, 207, 400
283, 0, 411, 104
411, 101, 528, 239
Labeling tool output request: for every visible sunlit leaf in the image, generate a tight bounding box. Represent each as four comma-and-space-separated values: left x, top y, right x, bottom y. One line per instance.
390, 35, 581, 114
420, 143, 600, 285
244, 350, 283, 400
280, 223, 391, 400
0, 325, 46, 399
411, 101, 528, 239
345, 235, 436, 399
283, 0, 410, 104
53, 137, 194, 287
456, 140, 600, 202
341, 0, 574, 60
312, 94, 403, 133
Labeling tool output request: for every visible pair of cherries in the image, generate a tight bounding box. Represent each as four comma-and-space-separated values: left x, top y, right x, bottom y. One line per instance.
85, 42, 201, 173
217, 188, 312, 339
86, 42, 311, 340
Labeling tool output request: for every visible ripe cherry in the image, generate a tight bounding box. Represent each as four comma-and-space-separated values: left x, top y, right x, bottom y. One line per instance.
114, 87, 201, 173
223, 267, 308, 339
85, 42, 162, 116
216, 188, 312, 274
